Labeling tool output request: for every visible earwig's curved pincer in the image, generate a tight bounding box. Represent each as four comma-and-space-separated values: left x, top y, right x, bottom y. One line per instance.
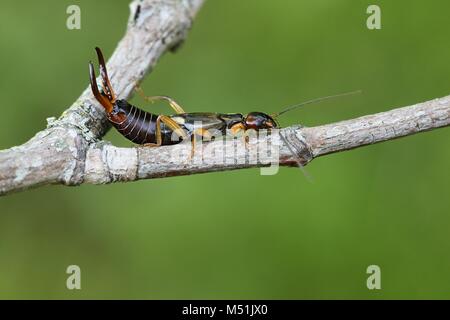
89, 48, 115, 117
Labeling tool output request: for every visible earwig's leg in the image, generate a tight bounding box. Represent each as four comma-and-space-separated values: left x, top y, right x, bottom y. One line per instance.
135, 86, 186, 114
229, 124, 250, 148
142, 116, 164, 147
229, 123, 245, 136
190, 128, 213, 159
142, 142, 161, 147
160, 115, 188, 140
243, 131, 250, 148
190, 134, 196, 159
142, 115, 187, 148
95, 47, 116, 102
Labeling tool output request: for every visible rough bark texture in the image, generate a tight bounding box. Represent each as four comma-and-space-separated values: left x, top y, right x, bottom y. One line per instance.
302, 96, 450, 157
0, 0, 449, 196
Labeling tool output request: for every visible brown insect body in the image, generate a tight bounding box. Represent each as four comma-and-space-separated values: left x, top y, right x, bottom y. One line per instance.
89, 47, 357, 148
89, 47, 277, 147
109, 99, 255, 145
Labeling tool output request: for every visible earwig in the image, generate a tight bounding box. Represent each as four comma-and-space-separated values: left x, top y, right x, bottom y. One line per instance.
89, 47, 359, 149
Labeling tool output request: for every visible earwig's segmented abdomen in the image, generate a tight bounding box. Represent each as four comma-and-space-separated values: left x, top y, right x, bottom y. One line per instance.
110, 100, 157, 145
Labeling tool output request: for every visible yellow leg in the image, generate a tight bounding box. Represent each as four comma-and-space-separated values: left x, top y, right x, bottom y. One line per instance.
229, 123, 250, 148
135, 86, 186, 114
142, 116, 163, 147
190, 134, 196, 159
142, 115, 188, 147
190, 128, 214, 158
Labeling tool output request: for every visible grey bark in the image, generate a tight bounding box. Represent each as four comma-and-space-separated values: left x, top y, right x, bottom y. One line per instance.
0, 0, 449, 196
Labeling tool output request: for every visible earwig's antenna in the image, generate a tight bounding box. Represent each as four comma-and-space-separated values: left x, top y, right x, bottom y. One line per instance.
271, 90, 361, 118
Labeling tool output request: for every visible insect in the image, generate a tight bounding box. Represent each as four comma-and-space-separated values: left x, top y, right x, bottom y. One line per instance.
89, 47, 358, 149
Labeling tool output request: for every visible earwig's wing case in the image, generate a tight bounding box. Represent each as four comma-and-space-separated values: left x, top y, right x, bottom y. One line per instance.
169, 113, 243, 135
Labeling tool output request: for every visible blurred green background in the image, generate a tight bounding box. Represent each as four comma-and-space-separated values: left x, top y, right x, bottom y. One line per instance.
0, 0, 449, 299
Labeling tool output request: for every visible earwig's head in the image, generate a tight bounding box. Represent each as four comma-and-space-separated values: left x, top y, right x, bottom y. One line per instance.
89, 47, 116, 115
244, 112, 278, 130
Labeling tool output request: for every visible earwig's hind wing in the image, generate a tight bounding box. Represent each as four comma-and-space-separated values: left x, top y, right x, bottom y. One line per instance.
89, 61, 113, 113
95, 47, 116, 103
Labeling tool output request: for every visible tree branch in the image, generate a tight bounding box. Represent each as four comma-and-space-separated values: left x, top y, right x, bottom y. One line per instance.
0, 0, 449, 195
0, 0, 205, 195
80, 95, 450, 183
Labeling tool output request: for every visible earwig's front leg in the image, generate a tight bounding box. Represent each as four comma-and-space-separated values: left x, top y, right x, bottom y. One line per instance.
135, 86, 186, 114
229, 123, 251, 148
